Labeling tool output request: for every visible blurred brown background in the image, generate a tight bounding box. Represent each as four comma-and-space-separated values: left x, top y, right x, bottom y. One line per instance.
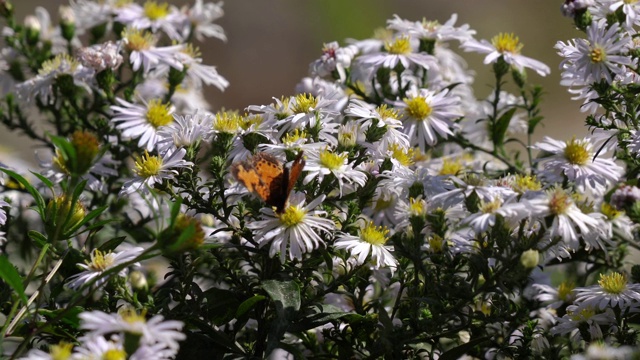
2, 0, 585, 164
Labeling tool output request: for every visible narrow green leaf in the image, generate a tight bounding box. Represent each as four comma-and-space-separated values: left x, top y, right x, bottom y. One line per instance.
0, 167, 45, 214
236, 295, 266, 318
98, 236, 127, 253
0, 256, 28, 305
30, 171, 54, 191
28, 230, 49, 248
491, 108, 517, 146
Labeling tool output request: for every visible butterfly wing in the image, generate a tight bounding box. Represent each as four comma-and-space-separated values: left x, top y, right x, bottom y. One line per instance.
252, 153, 287, 209
286, 151, 305, 198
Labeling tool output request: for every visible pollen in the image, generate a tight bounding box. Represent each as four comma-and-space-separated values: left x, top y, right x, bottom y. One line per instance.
146, 99, 174, 128
512, 174, 542, 193
278, 205, 306, 227
589, 46, 605, 64
385, 36, 412, 55
376, 104, 400, 120
360, 221, 389, 246
403, 96, 432, 120
548, 188, 571, 215
557, 281, 575, 302
480, 197, 502, 214
50, 342, 74, 360
428, 234, 444, 253
564, 137, 590, 165
389, 143, 415, 167
283, 129, 308, 145
143, 1, 169, 20
319, 149, 346, 170
491, 33, 523, 54
408, 197, 427, 216
122, 28, 155, 51
598, 272, 627, 294
439, 158, 463, 176
292, 93, 318, 114
103, 349, 127, 360
213, 110, 242, 134
87, 249, 115, 271
134, 151, 163, 178
39, 54, 79, 76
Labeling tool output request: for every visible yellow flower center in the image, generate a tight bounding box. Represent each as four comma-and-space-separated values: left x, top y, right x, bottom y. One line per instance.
282, 129, 308, 145
376, 104, 399, 120
50, 342, 73, 360
360, 221, 389, 246
564, 138, 590, 165
557, 281, 575, 302
421, 19, 440, 32
278, 205, 306, 227
181, 43, 201, 59
143, 1, 169, 20
480, 198, 502, 214
598, 272, 627, 294
146, 99, 173, 128
134, 151, 163, 178
491, 33, 523, 54
589, 46, 605, 64
319, 150, 346, 170
403, 96, 432, 120
213, 111, 242, 134
570, 307, 595, 321
87, 249, 115, 271
39, 54, 79, 76
122, 28, 155, 51
439, 158, 463, 176
240, 114, 262, 130
548, 188, 571, 215
119, 308, 147, 333
291, 93, 318, 114
408, 197, 426, 216
428, 235, 444, 253
389, 143, 415, 167
103, 349, 127, 360
601, 203, 623, 220
385, 36, 412, 55
512, 174, 541, 193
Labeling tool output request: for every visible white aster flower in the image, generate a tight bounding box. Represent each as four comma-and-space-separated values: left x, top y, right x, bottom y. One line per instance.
115, 1, 187, 41
462, 194, 513, 233
185, 0, 226, 42
0, 199, 9, 225
120, 148, 193, 195
462, 32, 550, 76
550, 305, 615, 342
357, 35, 437, 73
609, 0, 640, 28
387, 13, 475, 43
302, 148, 368, 196
555, 19, 633, 84
79, 308, 186, 353
533, 136, 623, 196
111, 98, 176, 151
335, 220, 397, 271
121, 27, 184, 73
247, 193, 335, 263
17, 342, 74, 360
573, 272, 640, 311
66, 246, 144, 290
156, 110, 213, 154
531, 281, 576, 309
345, 99, 410, 150
309, 41, 358, 82
395, 87, 461, 150
16, 54, 93, 103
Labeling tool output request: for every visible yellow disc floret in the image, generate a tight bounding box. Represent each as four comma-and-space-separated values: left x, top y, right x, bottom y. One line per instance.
146, 99, 173, 128
278, 206, 306, 228
134, 151, 162, 178
403, 96, 432, 120
360, 221, 390, 246
491, 33, 523, 54
598, 272, 627, 294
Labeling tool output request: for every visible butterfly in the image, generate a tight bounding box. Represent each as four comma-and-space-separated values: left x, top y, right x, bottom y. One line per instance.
231, 151, 305, 213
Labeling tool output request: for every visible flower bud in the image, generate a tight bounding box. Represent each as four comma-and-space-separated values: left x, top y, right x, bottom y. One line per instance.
129, 270, 148, 291
24, 15, 41, 45
59, 6, 76, 41
0, 0, 13, 18
45, 195, 86, 240
520, 249, 539, 269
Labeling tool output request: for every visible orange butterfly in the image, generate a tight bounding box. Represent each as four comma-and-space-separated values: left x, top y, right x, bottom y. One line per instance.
231, 151, 305, 213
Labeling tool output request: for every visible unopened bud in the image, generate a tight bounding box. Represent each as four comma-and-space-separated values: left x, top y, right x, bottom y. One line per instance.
520, 249, 540, 269
24, 15, 41, 45
59, 6, 76, 41
129, 270, 148, 291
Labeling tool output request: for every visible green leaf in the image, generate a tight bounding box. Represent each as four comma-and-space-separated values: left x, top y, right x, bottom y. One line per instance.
28, 230, 48, 248
0, 256, 28, 305
0, 167, 45, 215
235, 295, 266, 318
98, 236, 127, 253
289, 304, 349, 332
528, 115, 544, 134
49, 134, 77, 173
262, 280, 301, 356
261, 280, 301, 314
30, 171, 54, 191
66, 205, 108, 235
491, 108, 517, 146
